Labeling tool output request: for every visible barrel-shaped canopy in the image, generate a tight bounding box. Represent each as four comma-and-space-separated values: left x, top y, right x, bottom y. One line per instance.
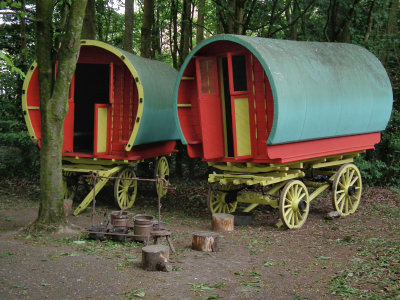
22, 40, 179, 152
174, 34, 393, 146
115, 44, 179, 147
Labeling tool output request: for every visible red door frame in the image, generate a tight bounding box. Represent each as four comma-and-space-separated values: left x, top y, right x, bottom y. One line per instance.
226, 52, 255, 159
195, 56, 225, 159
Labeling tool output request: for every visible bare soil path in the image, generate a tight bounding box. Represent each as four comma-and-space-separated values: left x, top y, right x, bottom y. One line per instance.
0, 179, 399, 299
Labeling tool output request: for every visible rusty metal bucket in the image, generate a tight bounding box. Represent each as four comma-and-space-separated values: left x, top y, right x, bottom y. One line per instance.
111, 211, 130, 230
134, 215, 154, 242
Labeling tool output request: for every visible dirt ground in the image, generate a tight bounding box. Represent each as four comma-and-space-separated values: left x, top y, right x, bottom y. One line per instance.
0, 179, 399, 299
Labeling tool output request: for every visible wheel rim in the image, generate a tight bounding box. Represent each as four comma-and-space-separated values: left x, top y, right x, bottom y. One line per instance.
154, 157, 169, 198
114, 168, 137, 209
208, 188, 237, 214
279, 180, 309, 229
332, 163, 362, 216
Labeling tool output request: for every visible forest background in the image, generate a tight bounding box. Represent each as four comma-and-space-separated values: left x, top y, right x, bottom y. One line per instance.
0, 0, 399, 187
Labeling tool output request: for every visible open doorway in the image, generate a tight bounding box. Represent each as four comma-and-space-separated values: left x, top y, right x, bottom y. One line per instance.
220, 57, 234, 157
73, 64, 109, 153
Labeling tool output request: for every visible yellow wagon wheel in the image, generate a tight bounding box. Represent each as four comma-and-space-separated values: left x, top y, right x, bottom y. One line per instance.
114, 168, 137, 210
62, 172, 76, 200
279, 180, 310, 229
207, 184, 238, 214
154, 156, 169, 198
332, 163, 362, 216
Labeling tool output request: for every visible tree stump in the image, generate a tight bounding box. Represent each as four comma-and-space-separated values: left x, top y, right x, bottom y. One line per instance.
142, 245, 171, 272
192, 231, 219, 252
212, 213, 234, 232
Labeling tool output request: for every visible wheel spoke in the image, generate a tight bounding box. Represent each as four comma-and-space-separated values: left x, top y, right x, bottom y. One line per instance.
350, 176, 359, 186
337, 193, 345, 205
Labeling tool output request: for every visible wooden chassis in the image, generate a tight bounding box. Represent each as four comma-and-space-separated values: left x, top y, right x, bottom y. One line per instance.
208, 151, 363, 214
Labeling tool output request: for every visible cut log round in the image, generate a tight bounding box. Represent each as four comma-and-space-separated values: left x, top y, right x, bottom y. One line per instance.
192, 231, 219, 252
141, 245, 171, 272
212, 213, 234, 232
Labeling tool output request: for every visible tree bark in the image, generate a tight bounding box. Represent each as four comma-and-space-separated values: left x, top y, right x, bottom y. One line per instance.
124, 0, 134, 52
170, 0, 178, 68
179, 0, 192, 67
81, 0, 96, 39
20, 0, 27, 56
140, 0, 154, 58
152, 3, 161, 57
380, 0, 399, 64
196, 0, 205, 45
34, 0, 88, 231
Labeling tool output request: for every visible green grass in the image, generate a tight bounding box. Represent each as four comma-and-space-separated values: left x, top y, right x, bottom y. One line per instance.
329, 237, 400, 299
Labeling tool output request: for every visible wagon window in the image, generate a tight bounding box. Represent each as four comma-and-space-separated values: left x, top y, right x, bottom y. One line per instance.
232, 55, 247, 92
199, 59, 217, 94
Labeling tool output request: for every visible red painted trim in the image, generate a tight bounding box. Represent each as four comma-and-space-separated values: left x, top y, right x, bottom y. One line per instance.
266, 132, 381, 163
203, 132, 380, 164
109, 62, 114, 104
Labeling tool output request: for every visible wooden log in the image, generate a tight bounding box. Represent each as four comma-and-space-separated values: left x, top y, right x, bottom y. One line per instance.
192, 231, 219, 252
141, 245, 171, 272
212, 213, 234, 232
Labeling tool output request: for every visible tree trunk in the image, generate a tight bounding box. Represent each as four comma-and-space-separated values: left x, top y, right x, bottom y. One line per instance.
179, 0, 192, 67
196, 0, 205, 45
380, 0, 399, 64
124, 0, 134, 52
152, 3, 161, 57
34, 0, 88, 231
96, 0, 105, 41
81, 0, 96, 39
170, 0, 178, 68
140, 0, 154, 58
20, 0, 26, 56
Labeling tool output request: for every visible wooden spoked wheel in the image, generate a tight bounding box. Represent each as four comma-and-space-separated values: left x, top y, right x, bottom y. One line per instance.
332, 163, 362, 216
208, 185, 238, 214
62, 172, 76, 200
154, 156, 169, 198
114, 168, 137, 209
279, 180, 309, 229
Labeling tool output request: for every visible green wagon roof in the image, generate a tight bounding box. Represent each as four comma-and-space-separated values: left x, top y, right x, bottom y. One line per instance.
174, 34, 393, 145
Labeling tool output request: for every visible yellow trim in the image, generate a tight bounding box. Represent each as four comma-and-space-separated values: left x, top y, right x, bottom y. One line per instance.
21, 61, 39, 142
27, 106, 40, 110
80, 40, 144, 152
96, 106, 108, 153
182, 76, 195, 80
177, 104, 192, 108
234, 97, 251, 156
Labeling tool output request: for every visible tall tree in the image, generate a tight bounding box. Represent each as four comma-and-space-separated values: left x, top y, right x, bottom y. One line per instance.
179, 0, 192, 66
81, 0, 96, 39
140, 0, 154, 58
124, 0, 134, 52
169, 0, 179, 68
33, 0, 87, 231
196, 0, 206, 45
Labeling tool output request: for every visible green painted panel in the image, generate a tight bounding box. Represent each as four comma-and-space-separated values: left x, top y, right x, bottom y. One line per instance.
119, 49, 180, 146
174, 34, 393, 145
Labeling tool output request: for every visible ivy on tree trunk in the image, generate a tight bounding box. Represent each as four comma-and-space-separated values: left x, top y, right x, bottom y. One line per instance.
33, 0, 88, 231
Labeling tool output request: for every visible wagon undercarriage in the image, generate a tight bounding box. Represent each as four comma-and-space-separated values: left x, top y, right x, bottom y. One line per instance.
207, 151, 363, 229
62, 156, 170, 216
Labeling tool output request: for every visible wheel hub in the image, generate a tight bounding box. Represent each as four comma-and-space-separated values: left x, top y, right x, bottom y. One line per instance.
298, 199, 307, 211
128, 186, 135, 194
347, 185, 356, 196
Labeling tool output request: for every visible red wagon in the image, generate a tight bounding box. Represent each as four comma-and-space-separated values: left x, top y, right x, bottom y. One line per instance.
174, 35, 393, 228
